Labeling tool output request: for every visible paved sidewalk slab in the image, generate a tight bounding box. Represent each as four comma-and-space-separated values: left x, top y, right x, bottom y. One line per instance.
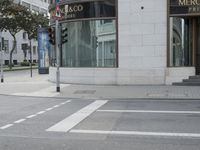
1, 70, 200, 100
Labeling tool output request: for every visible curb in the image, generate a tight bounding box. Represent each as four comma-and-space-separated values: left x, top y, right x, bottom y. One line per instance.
4, 67, 38, 72
1, 93, 200, 101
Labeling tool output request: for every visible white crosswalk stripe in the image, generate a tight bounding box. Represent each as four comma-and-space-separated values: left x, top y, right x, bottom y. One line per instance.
46, 100, 108, 132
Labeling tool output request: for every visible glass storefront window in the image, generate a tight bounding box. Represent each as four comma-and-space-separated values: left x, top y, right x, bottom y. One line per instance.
169, 17, 193, 67
61, 19, 116, 67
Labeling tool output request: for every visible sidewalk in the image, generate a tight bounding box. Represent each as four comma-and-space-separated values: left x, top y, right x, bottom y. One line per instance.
0, 70, 200, 100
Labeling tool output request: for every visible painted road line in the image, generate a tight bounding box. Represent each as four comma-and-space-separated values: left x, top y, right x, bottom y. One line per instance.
53, 105, 59, 108
0, 100, 72, 130
14, 119, 26, 124
70, 129, 200, 138
62, 100, 71, 104
46, 100, 108, 132
0, 124, 14, 129
37, 111, 46, 115
26, 114, 37, 119
46, 108, 54, 111
97, 110, 200, 114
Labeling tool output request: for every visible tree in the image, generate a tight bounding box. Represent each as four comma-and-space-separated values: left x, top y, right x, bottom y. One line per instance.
0, 0, 31, 69
0, 0, 49, 69
18, 9, 49, 64
23, 13, 49, 40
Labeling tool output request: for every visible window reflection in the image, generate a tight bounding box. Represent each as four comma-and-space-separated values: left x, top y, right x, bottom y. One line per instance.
61, 19, 116, 67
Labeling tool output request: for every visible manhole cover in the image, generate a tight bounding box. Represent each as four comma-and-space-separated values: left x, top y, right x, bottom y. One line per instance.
74, 90, 96, 94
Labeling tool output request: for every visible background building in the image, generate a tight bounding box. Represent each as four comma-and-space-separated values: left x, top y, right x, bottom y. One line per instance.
1, 0, 49, 65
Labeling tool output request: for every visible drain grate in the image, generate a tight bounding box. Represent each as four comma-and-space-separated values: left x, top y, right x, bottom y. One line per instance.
74, 90, 96, 94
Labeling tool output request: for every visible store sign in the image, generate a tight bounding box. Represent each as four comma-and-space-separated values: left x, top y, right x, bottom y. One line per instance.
170, 0, 200, 15
65, 4, 84, 13
50, 0, 116, 21
62, 4, 84, 19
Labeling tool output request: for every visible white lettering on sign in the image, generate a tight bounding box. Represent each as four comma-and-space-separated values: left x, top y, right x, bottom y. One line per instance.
179, 0, 200, 6
65, 4, 83, 14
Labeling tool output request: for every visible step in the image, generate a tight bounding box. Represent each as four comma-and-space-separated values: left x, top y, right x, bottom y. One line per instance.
183, 79, 200, 83
172, 82, 200, 86
189, 75, 200, 79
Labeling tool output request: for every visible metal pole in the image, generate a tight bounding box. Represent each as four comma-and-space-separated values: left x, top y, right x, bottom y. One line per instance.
56, 20, 60, 92
0, 35, 4, 83
0, 50, 4, 83
29, 39, 32, 78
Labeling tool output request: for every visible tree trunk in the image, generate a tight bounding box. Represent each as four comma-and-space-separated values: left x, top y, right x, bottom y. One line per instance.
9, 34, 16, 70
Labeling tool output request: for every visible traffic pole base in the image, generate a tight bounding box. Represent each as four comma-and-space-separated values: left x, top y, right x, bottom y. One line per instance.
56, 86, 60, 92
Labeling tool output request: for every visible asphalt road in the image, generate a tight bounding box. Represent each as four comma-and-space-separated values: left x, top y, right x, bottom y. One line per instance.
0, 95, 200, 150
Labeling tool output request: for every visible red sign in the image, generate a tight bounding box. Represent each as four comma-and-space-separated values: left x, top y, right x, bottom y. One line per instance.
52, 5, 63, 20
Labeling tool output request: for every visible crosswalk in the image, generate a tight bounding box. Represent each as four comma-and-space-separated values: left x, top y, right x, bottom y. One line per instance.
47, 100, 108, 132
1, 99, 200, 139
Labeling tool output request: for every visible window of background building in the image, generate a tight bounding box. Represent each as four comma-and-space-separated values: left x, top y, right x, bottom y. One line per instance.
23, 32, 27, 40
61, 20, 116, 68
169, 17, 193, 67
4, 40, 9, 54
13, 60, 17, 65
33, 46, 36, 55
4, 60, 9, 65
50, 0, 55, 4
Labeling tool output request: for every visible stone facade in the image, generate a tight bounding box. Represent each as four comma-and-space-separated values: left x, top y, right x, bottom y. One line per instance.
49, 0, 196, 85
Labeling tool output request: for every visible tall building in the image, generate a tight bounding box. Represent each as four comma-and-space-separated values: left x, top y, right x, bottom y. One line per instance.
1, 0, 49, 65
48, 0, 200, 85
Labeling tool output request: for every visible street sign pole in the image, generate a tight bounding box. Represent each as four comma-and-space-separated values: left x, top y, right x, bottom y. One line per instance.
56, 19, 60, 92
54, 3, 62, 92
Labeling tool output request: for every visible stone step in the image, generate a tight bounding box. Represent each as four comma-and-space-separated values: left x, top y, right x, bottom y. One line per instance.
173, 75, 200, 86
189, 75, 200, 79
183, 79, 200, 83
172, 82, 200, 86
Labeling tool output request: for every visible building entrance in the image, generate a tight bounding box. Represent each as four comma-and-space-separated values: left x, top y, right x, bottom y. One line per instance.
169, 16, 200, 74
196, 18, 200, 74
